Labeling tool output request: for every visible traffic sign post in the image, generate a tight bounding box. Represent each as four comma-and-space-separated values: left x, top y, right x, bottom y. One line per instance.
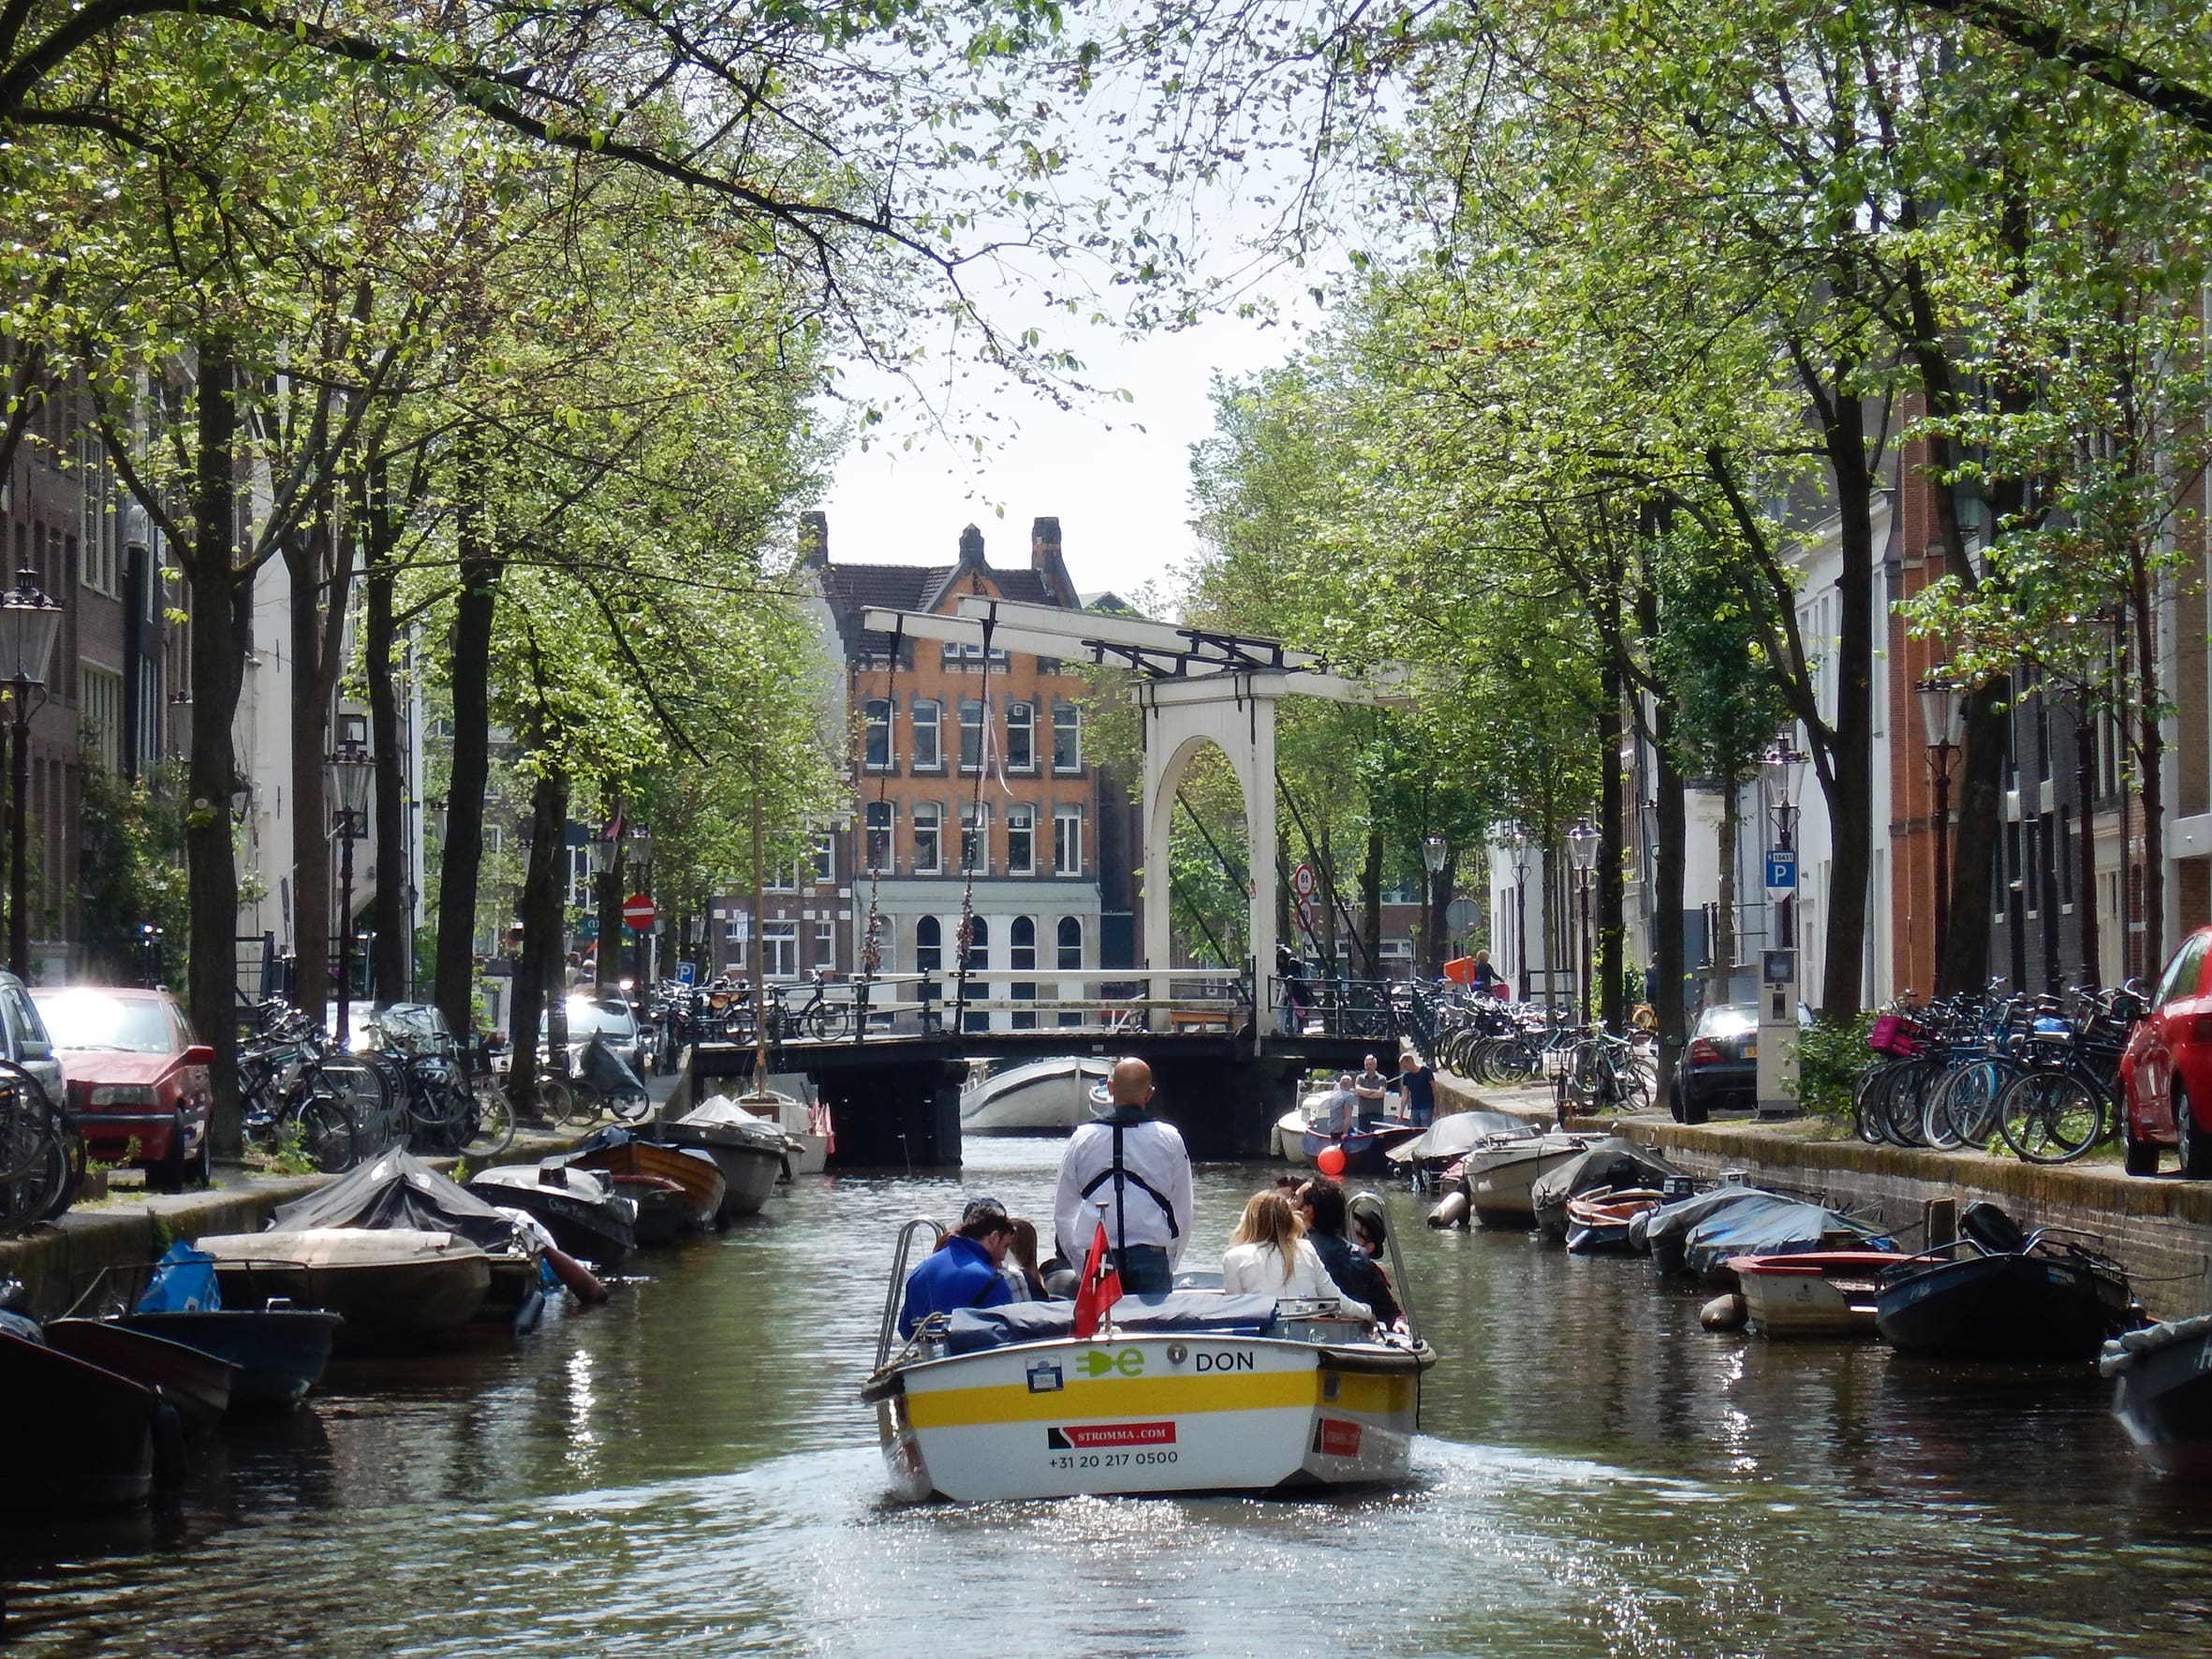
1763, 848, 1797, 893
1293, 863, 1316, 899
623, 893, 656, 931
1757, 851, 1799, 1119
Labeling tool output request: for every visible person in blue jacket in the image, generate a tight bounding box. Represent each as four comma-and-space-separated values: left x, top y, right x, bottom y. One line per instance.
898, 1197, 1017, 1336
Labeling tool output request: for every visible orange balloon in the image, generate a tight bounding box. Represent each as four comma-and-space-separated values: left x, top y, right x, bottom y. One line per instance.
1315, 1144, 1348, 1179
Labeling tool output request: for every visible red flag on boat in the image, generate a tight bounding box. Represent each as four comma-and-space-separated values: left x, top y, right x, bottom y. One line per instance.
1072, 1217, 1122, 1339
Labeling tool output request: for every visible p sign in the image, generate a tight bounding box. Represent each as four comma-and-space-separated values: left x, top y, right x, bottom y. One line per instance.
1764, 849, 1797, 893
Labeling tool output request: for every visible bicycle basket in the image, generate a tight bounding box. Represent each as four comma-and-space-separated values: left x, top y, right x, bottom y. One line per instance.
1868, 1014, 1926, 1058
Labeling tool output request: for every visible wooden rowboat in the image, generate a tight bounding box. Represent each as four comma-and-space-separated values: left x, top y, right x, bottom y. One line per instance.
568, 1139, 726, 1233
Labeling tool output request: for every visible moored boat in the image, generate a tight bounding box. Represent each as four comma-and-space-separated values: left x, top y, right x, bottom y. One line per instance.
1530, 1138, 1691, 1241
1678, 1197, 1894, 1288
1874, 1203, 2134, 1363
1730, 1252, 1901, 1338
43, 1317, 238, 1430
1564, 1189, 1665, 1255
194, 1228, 493, 1351
659, 1098, 787, 1218
959, 1056, 1114, 1136
111, 1308, 343, 1410
569, 1133, 728, 1231
0, 1329, 179, 1515
1641, 1184, 1776, 1276
1467, 1133, 1590, 1228
467, 1161, 638, 1266
2103, 1313, 2212, 1475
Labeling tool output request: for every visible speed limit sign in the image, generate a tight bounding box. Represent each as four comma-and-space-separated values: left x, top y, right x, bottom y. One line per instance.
1293, 862, 1316, 898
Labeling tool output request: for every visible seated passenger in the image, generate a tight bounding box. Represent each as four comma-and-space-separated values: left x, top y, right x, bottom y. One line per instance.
1220, 1192, 1372, 1319
897, 1197, 1017, 1337
1298, 1177, 1404, 1329
1001, 1216, 1049, 1301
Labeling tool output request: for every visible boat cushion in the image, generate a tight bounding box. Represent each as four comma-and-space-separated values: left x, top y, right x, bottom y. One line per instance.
942, 1292, 1283, 1354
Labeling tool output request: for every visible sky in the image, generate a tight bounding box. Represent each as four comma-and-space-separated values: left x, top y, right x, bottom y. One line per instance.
812, 304, 1308, 605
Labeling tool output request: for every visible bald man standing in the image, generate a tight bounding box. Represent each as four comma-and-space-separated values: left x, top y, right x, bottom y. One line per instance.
1053, 1056, 1193, 1296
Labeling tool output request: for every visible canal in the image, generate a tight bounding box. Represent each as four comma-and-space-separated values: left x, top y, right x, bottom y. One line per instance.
7, 1138, 2212, 1656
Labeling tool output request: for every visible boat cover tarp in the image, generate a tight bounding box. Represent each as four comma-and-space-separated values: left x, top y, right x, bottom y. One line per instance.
1530, 1138, 1689, 1211
1388, 1110, 1539, 1165
270, 1149, 519, 1251
1680, 1195, 1892, 1279
1637, 1184, 1774, 1254
673, 1099, 792, 1152
2101, 1311, 2212, 1375
136, 1240, 221, 1313
943, 1292, 1284, 1355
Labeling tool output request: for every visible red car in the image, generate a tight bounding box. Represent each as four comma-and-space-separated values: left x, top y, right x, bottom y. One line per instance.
2120, 928, 2212, 1178
31, 987, 214, 1191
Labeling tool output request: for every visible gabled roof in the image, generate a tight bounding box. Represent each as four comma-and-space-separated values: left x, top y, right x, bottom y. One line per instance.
819, 562, 1063, 658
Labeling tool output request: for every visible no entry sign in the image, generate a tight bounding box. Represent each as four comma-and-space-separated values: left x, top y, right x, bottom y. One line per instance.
623, 894, 657, 930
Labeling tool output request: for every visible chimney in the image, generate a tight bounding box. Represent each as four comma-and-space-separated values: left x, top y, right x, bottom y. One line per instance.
798, 510, 829, 567
957, 523, 986, 567
1030, 515, 1076, 608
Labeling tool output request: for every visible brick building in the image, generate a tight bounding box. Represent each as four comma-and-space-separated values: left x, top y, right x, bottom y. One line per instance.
774, 513, 1139, 1026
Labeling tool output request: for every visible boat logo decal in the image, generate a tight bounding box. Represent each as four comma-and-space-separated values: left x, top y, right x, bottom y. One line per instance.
1192, 1350, 1255, 1373
1078, 1347, 1146, 1378
1026, 1361, 1065, 1393
1047, 1421, 1176, 1449
1314, 1417, 1363, 1459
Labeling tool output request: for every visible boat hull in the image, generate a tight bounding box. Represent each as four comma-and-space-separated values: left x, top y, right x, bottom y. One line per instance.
572, 1140, 728, 1230
467, 1166, 637, 1266
43, 1318, 238, 1430
111, 1309, 342, 1410
1731, 1252, 1898, 1338
197, 1229, 494, 1352
656, 1123, 782, 1218
0, 1330, 165, 1514
1468, 1139, 1587, 1227
2109, 1320, 2212, 1476
872, 1332, 1429, 1503
1298, 1123, 1423, 1175
959, 1058, 1113, 1136
1875, 1252, 2131, 1362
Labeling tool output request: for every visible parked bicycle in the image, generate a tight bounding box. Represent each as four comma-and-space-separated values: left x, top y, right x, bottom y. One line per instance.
0, 1058, 81, 1235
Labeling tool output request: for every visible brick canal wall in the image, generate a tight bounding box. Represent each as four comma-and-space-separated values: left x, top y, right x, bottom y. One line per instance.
1435, 1070, 2212, 1320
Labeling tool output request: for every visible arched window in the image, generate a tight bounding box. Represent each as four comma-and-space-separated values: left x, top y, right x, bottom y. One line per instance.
1056, 916, 1083, 971
915, 915, 942, 974
1010, 916, 1037, 970
964, 916, 990, 972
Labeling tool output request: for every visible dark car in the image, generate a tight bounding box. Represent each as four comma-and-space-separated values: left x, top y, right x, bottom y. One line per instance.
1672, 1003, 1759, 1123
31, 987, 213, 1191
2121, 927, 2212, 1177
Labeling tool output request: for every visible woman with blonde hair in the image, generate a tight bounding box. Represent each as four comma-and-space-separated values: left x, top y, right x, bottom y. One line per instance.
1219, 1191, 1371, 1318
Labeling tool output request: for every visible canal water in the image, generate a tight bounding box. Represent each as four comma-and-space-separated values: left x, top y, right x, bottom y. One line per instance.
7, 1138, 2212, 1657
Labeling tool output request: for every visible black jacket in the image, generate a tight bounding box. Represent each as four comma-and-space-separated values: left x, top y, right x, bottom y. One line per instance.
1307, 1229, 1402, 1326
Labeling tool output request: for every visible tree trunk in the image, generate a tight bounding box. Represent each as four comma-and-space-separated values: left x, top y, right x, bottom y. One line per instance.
1425, 852, 1454, 979
1812, 385, 1876, 1021
2131, 556, 2165, 981
286, 533, 332, 1035
1540, 825, 1560, 1011
1717, 773, 1740, 974
433, 445, 500, 1038
1599, 659, 1625, 1033
184, 335, 246, 1153
510, 764, 568, 1094
1319, 822, 1337, 975
364, 466, 408, 1005
596, 785, 622, 991
1940, 683, 2007, 994
2076, 693, 2102, 988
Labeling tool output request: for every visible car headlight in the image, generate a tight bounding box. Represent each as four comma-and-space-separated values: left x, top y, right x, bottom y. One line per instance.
88, 1085, 161, 1107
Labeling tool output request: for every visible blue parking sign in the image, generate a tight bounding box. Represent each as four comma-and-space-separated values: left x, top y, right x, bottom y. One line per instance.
676, 962, 697, 986
1764, 848, 1797, 892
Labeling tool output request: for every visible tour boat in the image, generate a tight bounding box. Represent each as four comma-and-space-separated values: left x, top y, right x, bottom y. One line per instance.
2103, 1313, 2212, 1476
959, 1057, 1115, 1136
862, 1206, 1435, 1503
1729, 1251, 1902, 1338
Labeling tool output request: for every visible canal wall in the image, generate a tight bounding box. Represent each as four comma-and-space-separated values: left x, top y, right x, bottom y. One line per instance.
1435, 1070, 2212, 1320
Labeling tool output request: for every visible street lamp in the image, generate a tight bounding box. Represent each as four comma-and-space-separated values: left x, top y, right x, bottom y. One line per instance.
1916, 675, 1968, 974
1760, 741, 1810, 949
325, 742, 374, 1048
1421, 832, 1449, 980
627, 822, 653, 982
1568, 819, 1600, 1027
0, 569, 62, 976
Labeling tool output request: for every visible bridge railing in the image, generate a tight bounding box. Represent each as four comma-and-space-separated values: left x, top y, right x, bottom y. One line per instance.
701, 969, 1256, 1043
1268, 976, 1415, 1044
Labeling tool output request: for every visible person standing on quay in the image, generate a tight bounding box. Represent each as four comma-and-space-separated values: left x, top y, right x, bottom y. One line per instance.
1053, 1057, 1192, 1296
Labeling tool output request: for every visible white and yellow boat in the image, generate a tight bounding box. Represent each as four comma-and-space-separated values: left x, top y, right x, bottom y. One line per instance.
862, 1211, 1436, 1503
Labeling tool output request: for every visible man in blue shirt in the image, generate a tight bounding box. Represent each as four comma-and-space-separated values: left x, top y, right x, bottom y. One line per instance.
1397, 1050, 1437, 1127
898, 1197, 1017, 1337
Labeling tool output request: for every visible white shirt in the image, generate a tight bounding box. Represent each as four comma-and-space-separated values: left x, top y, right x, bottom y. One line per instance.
1220, 1238, 1372, 1319
1054, 1113, 1194, 1268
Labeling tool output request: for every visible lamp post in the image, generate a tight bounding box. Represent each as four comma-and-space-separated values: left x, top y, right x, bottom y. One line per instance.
1567, 819, 1599, 1026
325, 742, 374, 1049
1915, 676, 1967, 976
1760, 741, 1809, 949
627, 822, 653, 985
1421, 831, 1449, 980
0, 570, 63, 977
587, 821, 621, 989
1505, 825, 1531, 1001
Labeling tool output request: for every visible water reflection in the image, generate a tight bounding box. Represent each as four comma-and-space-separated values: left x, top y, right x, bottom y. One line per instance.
6, 1138, 2212, 1656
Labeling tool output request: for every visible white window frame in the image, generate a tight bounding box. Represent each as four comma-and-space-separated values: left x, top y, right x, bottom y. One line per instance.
761, 920, 799, 979
810, 830, 834, 885
863, 698, 892, 771
1056, 916, 1084, 971
864, 800, 894, 872
959, 699, 984, 774
1005, 803, 1035, 874
1052, 704, 1082, 773
960, 800, 990, 874
1006, 701, 1035, 771
81, 663, 122, 774
912, 699, 942, 771
1054, 805, 1083, 876
912, 802, 941, 875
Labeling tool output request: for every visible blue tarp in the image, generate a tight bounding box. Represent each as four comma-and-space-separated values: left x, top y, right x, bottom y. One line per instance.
1680, 1195, 1893, 1279
136, 1240, 220, 1313
942, 1292, 1284, 1355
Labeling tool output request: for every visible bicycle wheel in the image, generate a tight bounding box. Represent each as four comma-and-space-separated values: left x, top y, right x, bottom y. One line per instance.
289, 1092, 360, 1173
610, 1088, 655, 1126
1921, 1065, 1968, 1150
805, 1001, 848, 1043
1998, 1070, 2106, 1164
1880, 1058, 1939, 1147
321, 1058, 400, 1152
465, 1089, 516, 1160
1853, 1062, 1893, 1145
560, 1081, 602, 1128
1937, 1059, 2011, 1150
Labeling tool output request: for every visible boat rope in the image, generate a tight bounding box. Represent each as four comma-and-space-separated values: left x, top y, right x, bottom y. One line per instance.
859, 615, 904, 982
951, 608, 996, 1033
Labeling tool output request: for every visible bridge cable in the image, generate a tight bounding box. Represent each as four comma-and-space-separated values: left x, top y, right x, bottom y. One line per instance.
858, 615, 904, 986
951, 606, 997, 1034
1276, 778, 1381, 980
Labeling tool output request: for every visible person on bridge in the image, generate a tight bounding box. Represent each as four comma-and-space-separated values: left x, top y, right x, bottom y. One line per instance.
1053, 1056, 1193, 1297
897, 1197, 1016, 1337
